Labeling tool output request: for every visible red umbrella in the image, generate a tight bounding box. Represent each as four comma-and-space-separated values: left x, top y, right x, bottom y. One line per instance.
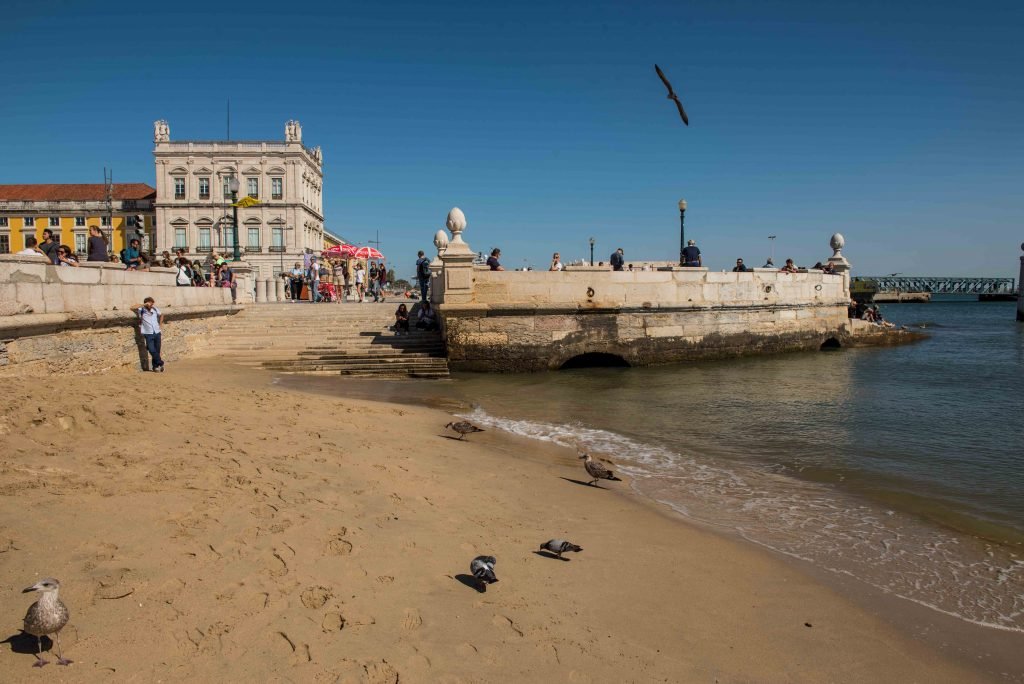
323, 244, 358, 257
351, 246, 384, 260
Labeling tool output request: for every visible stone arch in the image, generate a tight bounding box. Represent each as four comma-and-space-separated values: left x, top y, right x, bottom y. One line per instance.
820, 337, 842, 350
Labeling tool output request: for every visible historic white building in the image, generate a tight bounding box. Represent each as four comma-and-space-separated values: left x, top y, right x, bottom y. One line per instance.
153, 119, 325, 278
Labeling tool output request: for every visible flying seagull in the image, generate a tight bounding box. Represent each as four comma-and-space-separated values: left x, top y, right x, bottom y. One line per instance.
655, 64, 689, 126
446, 421, 485, 440
21, 578, 72, 668
579, 453, 622, 486
470, 555, 498, 591
539, 539, 583, 559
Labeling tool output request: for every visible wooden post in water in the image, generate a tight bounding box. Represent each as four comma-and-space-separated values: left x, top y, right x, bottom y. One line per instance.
1018, 243, 1024, 322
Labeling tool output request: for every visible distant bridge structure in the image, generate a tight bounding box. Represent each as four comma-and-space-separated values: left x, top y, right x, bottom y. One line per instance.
852, 276, 1016, 295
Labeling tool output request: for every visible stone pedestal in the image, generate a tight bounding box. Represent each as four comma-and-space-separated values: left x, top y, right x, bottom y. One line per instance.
255, 279, 267, 303
275, 279, 285, 302
438, 207, 476, 305
827, 233, 852, 298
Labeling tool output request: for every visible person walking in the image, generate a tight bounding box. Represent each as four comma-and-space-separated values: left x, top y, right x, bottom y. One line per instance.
136, 297, 165, 372
368, 261, 380, 302
682, 240, 702, 267
354, 262, 366, 302
610, 248, 625, 271
309, 258, 321, 303
415, 250, 431, 301
377, 261, 388, 302
87, 226, 107, 262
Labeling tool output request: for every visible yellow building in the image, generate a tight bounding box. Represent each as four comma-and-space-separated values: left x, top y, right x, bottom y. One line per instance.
0, 183, 156, 257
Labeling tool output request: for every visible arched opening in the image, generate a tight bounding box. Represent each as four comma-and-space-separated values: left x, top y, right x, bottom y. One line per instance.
559, 353, 631, 370
820, 337, 842, 350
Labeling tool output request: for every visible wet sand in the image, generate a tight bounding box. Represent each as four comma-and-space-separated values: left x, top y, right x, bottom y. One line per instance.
0, 360, 987, 682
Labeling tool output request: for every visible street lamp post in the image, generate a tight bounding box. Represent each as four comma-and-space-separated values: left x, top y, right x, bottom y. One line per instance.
768, 235, 777, 265
229, 176, 241, 262
589, 237, 595, 266
678, 199, 687, 266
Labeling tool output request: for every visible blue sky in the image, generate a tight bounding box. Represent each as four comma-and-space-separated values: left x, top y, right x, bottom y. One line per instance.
2, 0, 1021, 279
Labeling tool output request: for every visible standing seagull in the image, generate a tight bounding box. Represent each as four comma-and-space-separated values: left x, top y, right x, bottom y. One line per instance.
579, 453, 622, 486
539, 539, 583, 559
470, 555, 498, 591
21, 578, 71, 667
655, 64, 689, 126
446, 421, 485, 440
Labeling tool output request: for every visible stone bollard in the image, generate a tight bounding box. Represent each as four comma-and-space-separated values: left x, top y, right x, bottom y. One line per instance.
255, 278, 266, 303
1018, 243, 1023, 322
275, 278, 285, 302
263, 278, 276, 302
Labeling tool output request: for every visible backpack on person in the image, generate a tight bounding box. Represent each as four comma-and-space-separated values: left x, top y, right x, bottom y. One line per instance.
418, 258, 430, 280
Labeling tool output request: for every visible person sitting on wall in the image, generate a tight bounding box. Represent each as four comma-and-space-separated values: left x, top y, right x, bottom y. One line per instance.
762, 257, 774, 268
16, 236, 47, 257
610, 248, 625, 271
120, 238, 143, 270
549, 253, 563, 271
821, 262, 835, 274
56, 244, 79, 267
416, 301, 439, 331
732, 258, 749, 272
487, 248, 504, 271
848, 299, 859, 319
682, 239, 702, 267
779, 258, 798, 273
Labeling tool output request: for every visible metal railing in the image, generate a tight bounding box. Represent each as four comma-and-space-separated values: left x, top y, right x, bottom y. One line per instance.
853, 276, 1016, 295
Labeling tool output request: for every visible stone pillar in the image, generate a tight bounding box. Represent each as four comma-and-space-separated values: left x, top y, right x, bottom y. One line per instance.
437, 207, 476, 304
229, 261, 255, 304
275, 278, 285, 303
1018, 244, 1024, 322
827, 232, 851, 298
255, 278, 267, 303
430, 229, 449, 305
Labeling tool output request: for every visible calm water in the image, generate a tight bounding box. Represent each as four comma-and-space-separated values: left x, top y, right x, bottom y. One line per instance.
284, 299, 1024, 631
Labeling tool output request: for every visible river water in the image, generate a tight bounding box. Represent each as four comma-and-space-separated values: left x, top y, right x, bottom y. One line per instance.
283, 299, 1024, 633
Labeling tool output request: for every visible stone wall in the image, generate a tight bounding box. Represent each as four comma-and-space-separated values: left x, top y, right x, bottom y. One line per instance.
0, 254, 242, 374
439, 267, 851, 372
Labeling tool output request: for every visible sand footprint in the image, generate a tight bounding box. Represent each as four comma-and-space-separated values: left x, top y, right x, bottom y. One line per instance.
321, 611, 346, 632
325, 528, 354, 556
300, 585, 333, 609
401, 608, 422, 631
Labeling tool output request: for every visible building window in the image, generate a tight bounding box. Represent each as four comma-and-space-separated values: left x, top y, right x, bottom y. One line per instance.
102, 215, 112, 227
0, 234, 9, 254
248, 226, 260, 247
75, 216, 85, 227
199, 177, 210, 200
223, 178, 232, 199
49, 216, 60, 227
174, 227, 187, 248
23, 217, 34, 228
75, 233, 86, 254
272, 177, 283, 200
272, 226, 283, 248
198, 227, 211, 249
174, 177, 186, 199
247, 178, 259, 199
0, 217, 8, 227
223, 227, 235, 248
127, 216, 138, 227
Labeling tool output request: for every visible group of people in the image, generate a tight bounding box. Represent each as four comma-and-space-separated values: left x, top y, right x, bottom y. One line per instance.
15, 230, 82, 268
283, 251, 391, 304
393, 301, 438, 334
849, 300, 894, 327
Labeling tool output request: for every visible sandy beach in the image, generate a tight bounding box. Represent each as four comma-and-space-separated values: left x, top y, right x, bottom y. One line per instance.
0, 361, 985, 682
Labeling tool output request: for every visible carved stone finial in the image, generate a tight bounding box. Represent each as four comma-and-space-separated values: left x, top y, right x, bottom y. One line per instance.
154, 119, 170, 143
830, 232, 845, 257
434, 229, 449, 257
446, 208, 466, 236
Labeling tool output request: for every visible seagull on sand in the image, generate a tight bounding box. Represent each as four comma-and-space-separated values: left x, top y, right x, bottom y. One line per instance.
470, 555, 498, 591
579, 453, 622, 486
655, 64, 689, 126
21, 578, 72, 667
446, 421, 485, 440
539, 539, 583, 559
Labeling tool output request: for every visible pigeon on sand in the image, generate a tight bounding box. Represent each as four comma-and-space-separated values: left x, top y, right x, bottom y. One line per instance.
579, 453, 622, 486
446, 421, 485, 440
539, 539, 583, 559
21, 578, 72, 667
470, 555, 498, 591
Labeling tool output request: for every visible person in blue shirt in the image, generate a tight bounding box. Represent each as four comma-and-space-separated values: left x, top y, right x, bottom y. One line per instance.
486, 248, 504, 271
415, 250, 431, 301
135, 297, 165, 372
732, 258, 749, 272
682, 240, 702, 267
120, 238, 142, 270
610, 248, 625, 271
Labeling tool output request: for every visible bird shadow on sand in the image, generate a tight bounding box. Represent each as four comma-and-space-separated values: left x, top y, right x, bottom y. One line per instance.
439, 435, 468, 442
559, 477, 606, 489
533, 550, 571, 561
2, 631, 48, 656
453, 574, 486, 593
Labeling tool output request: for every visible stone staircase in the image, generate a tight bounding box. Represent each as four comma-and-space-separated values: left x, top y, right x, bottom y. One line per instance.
206, 302, 449, 378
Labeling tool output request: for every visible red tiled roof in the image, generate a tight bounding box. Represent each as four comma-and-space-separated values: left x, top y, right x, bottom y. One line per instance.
0, 183, 156, 201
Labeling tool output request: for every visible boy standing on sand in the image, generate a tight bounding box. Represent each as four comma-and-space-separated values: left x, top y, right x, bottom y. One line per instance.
136, 297, 165, 372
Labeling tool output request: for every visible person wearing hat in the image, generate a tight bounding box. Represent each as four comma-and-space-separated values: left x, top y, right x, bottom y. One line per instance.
682, 239, 702, 267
